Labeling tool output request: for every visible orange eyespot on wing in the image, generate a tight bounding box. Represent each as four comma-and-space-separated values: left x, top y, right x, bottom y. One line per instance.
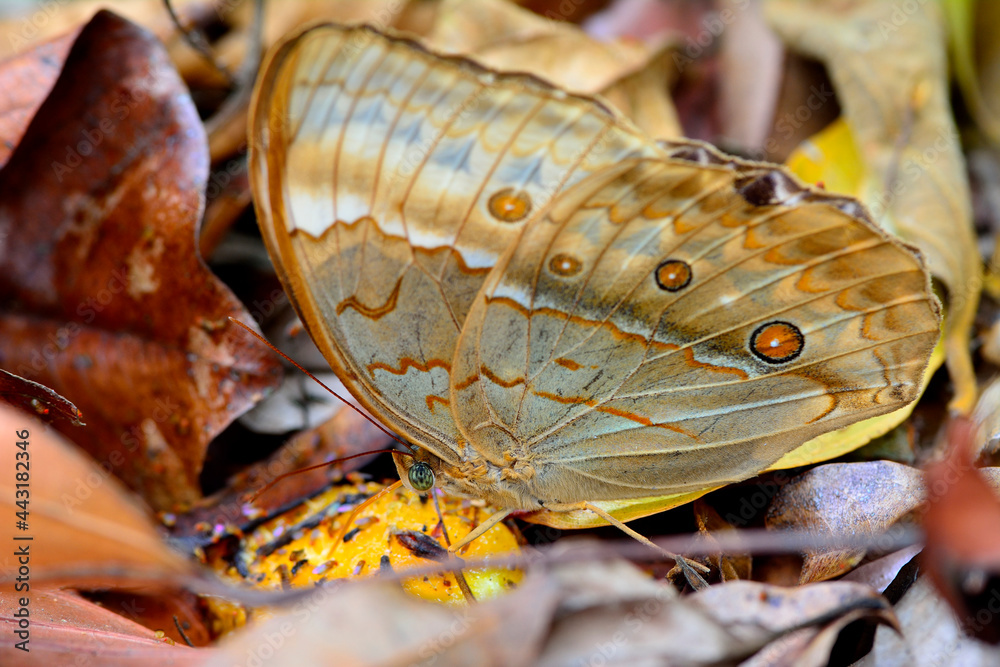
488, 188, 532, 223
655, 259, 692, 292
548, 253, 582, 277
750, 321, 805, 364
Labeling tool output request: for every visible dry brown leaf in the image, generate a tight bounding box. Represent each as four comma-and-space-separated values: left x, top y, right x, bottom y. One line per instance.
843, 545, 922, 596
598, 47, 682, 140
717, 0, 784, 152
690, 578, 896, 644
209, 570, 558, 666
0, 0, 203, 60
0, 31, 76, 169
428, 0, 652, 91
2, 1, 427, 162
172, 403, 391, 539
212, 0, 424, 73
0, 404, 193, 586
207, 556, 898, 666
425, 0, 681, 137
694, 499, 751, 582
766, 461, 924, 583
0, 369, 83, 427
765, 0, 981, 413
741, 607, 896, 667
83, 589, 213, 646
0, 11, 281, 511
544, 570, 896, 665
203, 0, 428, 161
859, 577, 1000, 667
0, 588, 203, 666
923, 417, 1000, 644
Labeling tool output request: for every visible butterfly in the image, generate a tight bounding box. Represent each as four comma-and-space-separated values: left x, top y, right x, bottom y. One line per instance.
248, 22, 940, 551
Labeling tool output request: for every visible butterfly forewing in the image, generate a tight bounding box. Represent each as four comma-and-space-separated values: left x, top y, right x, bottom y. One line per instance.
250, 24, 663, 460
452, 151, 940, 501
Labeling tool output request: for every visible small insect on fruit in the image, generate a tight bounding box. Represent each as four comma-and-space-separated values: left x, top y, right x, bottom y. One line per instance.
248, 23, 940, 579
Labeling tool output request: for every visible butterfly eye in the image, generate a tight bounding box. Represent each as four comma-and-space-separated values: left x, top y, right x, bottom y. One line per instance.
750, 321, 805, 364
408, 461, 435, 492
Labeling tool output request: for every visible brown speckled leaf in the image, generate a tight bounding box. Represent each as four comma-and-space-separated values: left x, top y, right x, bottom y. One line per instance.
0, 10, 281, 511
0, 588, 204, 667
766, 461, 924, 583
0, 30, 76, 169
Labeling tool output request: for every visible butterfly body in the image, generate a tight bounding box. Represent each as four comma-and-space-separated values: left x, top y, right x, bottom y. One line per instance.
250, 23, 940, 528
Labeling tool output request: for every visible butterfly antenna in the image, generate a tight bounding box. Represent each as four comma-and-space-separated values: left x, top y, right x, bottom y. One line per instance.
229, 317, 417, 501
229, 317, 412, 449
330, 479, 403, 546
247, 448, 411, 503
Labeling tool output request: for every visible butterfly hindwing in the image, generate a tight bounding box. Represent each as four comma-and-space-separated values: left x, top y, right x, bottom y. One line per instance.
451, 146, 940, 501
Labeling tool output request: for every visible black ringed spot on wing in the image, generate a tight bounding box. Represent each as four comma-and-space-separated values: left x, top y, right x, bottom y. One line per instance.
750, 321, 805, 364
655, 259, 692, 292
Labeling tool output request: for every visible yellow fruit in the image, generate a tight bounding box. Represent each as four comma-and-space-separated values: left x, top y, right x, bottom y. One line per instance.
209, 478, 522, 608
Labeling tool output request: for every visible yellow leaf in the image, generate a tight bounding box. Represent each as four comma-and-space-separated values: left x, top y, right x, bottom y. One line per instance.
769, 340, 945, 471
766, 0, 980, 413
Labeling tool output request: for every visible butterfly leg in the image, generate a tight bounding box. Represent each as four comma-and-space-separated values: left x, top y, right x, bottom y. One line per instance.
430, 491, 477, 604
579, 502, 710, 590
447, 508, 515, 554
331, 479, 402, 546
